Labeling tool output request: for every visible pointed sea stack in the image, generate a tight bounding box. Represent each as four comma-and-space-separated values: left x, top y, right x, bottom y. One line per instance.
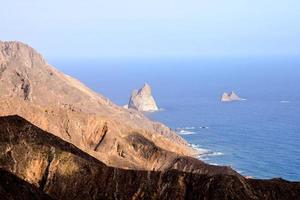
128, 83, 159, 112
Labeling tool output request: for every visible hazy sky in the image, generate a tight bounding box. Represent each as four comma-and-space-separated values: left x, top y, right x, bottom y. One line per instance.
1, 0, 300, 59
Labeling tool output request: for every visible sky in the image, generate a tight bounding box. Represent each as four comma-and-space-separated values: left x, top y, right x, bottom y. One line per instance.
1, 0, 300, 59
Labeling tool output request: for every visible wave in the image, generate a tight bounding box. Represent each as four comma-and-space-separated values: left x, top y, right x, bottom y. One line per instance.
198, 150, 224, 157
200, 157, 209, 161
197, 150, 224, 162
208, 162, 220, 166
176, 126, 209, 132
188, 144, 209, 154
209, 152, 224, 156
177, 130, 196, 135
176, 126, 195, 130
236, 170, 244, 174
176, 126, 223, 165
280, 100, 290, 103
188, 143, 224, 160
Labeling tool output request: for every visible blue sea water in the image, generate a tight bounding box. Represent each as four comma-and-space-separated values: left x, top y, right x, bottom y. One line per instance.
53, 57, 300, 181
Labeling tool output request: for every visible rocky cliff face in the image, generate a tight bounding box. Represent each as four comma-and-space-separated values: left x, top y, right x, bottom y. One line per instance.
0, 41, 196, 171
221, 91, 243, 102
128, 83, 159, 112
0, 115, 299, 200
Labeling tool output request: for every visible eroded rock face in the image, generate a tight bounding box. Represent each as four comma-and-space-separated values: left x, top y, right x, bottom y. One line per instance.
128, 83, 159, 112
221, 91, 243, 102
0, 41, 196, 171
0, 116, 299, 200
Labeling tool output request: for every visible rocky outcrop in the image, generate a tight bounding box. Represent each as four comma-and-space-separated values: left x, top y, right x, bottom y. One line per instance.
0, 41, 197, 171
128, 83, 159, 112
0, 170, 53, 200
221, 91, 244, 102
0, 115, 300, 200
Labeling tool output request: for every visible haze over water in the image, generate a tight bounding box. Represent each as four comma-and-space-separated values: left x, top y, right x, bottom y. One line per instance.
54, 56, 300, 181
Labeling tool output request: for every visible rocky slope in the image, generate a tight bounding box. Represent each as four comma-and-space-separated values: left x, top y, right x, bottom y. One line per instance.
0, 170, 53, 200
0, 115, 299, 200
0, 41, 197, 170
128, 83, 159, 112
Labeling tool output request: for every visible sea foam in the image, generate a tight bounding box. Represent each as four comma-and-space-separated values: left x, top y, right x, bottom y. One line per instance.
280, 100, 290, 103
177, 130, 196, 135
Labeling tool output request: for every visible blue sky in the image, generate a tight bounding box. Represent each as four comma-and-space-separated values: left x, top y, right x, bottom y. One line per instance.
1, 0, 300, 59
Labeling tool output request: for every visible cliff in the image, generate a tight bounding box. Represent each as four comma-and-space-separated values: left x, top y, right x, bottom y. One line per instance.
128, 83, 159, 112
0, 41, 196, 171
0, 115, 299, 200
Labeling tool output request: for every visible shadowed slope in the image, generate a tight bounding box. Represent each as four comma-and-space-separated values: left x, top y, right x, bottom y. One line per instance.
0, 115, 299, 200
0, 170, 53, 200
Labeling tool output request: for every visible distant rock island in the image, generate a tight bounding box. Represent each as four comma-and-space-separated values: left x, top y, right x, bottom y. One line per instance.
221, 91, 244, 102
128, 83, 159, 112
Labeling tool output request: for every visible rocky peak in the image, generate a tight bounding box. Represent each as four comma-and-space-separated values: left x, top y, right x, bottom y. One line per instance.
0, 41, 112, 108
229, 91, 239, 98
139, 83, 152, 95
0, 41, 46, 68
128, 83, 159, 112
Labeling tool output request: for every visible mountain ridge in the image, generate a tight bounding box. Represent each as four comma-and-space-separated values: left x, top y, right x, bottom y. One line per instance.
0, 40, 198, 171
0, 115, 299, 200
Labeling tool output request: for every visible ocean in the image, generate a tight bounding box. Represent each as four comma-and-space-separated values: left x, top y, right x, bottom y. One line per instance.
53, 56, 300, 181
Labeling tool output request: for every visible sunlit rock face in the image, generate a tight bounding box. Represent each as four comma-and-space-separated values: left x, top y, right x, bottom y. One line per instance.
0, 41, 197, 171
128, 83, 159, 112
221, 91, 243, 102
1, 115, 300, 200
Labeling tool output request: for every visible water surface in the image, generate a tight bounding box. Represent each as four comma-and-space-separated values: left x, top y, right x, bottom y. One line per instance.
53, 57, 300, 180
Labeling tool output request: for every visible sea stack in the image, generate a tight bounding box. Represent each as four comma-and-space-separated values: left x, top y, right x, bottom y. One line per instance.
128, 83, 159, 112
221, 91, 243, 102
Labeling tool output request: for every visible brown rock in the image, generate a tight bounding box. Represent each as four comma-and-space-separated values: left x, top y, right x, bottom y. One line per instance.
0, 115, 299, 200
0, 170, 53, 200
